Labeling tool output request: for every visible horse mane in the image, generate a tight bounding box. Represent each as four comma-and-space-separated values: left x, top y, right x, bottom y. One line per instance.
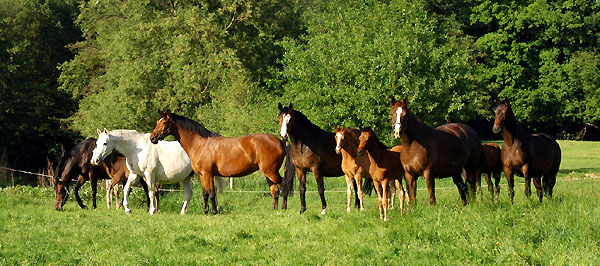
364, 127, 389, 150
290, 110, 330, 138
169, 113, 221, 138
54, 138, 96, 181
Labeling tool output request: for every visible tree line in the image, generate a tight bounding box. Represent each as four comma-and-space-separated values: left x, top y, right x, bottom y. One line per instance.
1, 0, 599, 182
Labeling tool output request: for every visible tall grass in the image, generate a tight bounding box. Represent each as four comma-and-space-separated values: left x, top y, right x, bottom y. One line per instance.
0, 141, 599, 265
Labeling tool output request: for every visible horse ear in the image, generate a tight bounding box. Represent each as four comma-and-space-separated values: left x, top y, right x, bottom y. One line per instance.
403, 97, 408, 106
103, 128, 108, 134
391, 96, 396, 106
504, 98, 509, 105
278, 102, 283, 111
288, 103, 294, 112
158, 110, 163, 116
96, 128, 102, 136
342, 125, 347, 131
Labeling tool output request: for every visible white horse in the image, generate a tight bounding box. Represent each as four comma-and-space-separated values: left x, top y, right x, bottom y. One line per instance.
90, 128, 194, 215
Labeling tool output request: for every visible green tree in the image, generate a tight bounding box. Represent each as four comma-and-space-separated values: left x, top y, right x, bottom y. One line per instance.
277, 0, 477, 144
59, 0, 304, 137
0, 0, 81, 173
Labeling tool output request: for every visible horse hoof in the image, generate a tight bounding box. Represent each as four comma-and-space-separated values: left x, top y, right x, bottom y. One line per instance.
320, 208, 327, 215
82, 205, 88, 210
346, 208, 351, 213
299, 209, 306, 214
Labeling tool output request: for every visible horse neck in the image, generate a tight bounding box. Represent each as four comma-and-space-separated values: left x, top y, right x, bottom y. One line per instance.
402, 112, 432, 146
502, 110, 525, 145
341, 132, 359, 157
365, 137, 387, 164
110, 132, 148, 159
288, 113, 330, 145
172, 123, 206, 155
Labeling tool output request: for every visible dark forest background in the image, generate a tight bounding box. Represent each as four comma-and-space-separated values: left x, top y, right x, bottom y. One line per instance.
2, 0, 599, 185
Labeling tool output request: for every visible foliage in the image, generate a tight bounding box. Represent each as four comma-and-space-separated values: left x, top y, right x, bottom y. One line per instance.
468, 0, 600, 134
0, 0, 81, 172
276, 0, 478, 145
58, 0, 303, 137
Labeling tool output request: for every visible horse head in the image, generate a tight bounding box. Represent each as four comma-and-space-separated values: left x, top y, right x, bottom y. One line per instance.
53, 178, 69, 211
391, 96, 409, 139
91, 128, 113, 165
493, 98, 511, 134
333, 125, 348, 154
151, 110, 175, 144
356, 127, 374, 156
278, 103, 294, 139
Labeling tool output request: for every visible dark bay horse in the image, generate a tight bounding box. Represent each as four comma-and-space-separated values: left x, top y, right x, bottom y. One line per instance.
53, 139, 152, 211
391, 97, 481, 206
493, 99, 561, 203
150, 111, 295, 214
479, 143, 502, 200
279, 103, 363, 214
357, 127, 406, 221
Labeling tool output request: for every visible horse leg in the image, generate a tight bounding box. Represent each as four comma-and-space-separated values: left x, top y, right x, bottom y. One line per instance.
493, 170, 501, 202
424, 169, 436, 206
522, 165, 532, 198
388, 180, 395, 210
296, 168, 307, 214
74, 175, 88, 210
344, 174, 353, 212
504, 167, 515, 204
90, 174, 98, 209
542, 172, 556, 198
356, 173, 364, 211
113, 181, 121, 209
382, 179, 389, 221
395, 179, 405, 215
105, 180, 112, 209
180, 178, 192, 215
263, 170, 282, 210
484, 172, 493, 200
532, 176, 543, 203
313, 169, 327, 215
143, 171, 157, 215
451, 174, 467, 206
352, 178, 360, 209
200, 172, 218, 215
373, 180, 384, 219
405, 173, 417, 206
122, 172, 139, 214
264, 175, 280, 210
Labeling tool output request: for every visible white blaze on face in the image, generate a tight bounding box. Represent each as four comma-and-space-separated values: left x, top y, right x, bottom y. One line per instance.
335, 132, 342, 151
280, 114, 291, 138
394, 107, 403, 133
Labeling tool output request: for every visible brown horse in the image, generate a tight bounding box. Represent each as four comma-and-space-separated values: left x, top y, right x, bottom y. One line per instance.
334, 125, 371, 212
54, 139, 152, 211
149, 111, 295, 214
479, 143, 502, 200
493, 99, 561, 203
391, 97, 481, 206
279, 103, 365, 214
356, 127, 406, 220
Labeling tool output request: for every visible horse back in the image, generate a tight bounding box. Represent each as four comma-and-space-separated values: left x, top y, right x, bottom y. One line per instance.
527, 133, 561, 176
480, 143, 501, 173
289, 131, 343, 177
429, 123, 481, 175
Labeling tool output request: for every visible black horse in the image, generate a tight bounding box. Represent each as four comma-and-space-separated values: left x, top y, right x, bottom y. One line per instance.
53, 138, 152, 211
278, 103, 367, 214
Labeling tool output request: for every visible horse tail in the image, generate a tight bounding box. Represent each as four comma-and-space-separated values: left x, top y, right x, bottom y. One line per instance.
362, 178, 374, 196
281, 139, 295, 196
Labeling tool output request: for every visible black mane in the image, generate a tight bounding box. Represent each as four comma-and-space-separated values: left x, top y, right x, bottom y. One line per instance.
285, 109, 331, 138
54, 138, 96, 180
169, 113, 221, 138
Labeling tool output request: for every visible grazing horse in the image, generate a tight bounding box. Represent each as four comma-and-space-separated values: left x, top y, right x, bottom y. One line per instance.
91, 129, 195, 215
279, 103, 365, 214
356, 127, 406, 221
53, 139, 152, 211
391, 97, 481, 206
149, 111, 295, 215
493, 99, 561, 203
479, 143, 502, 200
54, 138, 111, 211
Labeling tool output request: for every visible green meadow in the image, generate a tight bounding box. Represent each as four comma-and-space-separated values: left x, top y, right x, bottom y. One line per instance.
1, 140, 599, 265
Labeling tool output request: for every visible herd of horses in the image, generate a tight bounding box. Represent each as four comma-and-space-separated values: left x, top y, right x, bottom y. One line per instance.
53, 97, 561, 220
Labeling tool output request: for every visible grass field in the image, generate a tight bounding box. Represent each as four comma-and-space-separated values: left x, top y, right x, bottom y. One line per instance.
1, 140, 599, 265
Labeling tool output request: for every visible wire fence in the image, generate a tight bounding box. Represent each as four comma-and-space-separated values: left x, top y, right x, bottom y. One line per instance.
1, 165, 599, 193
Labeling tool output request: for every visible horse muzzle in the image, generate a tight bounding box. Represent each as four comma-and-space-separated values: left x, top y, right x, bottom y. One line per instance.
335, 148, 341, 154
492, 125, 501, 134
90, 156, 101, 166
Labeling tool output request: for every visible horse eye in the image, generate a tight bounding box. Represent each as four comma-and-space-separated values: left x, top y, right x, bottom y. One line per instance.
103, 143, 107, 146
